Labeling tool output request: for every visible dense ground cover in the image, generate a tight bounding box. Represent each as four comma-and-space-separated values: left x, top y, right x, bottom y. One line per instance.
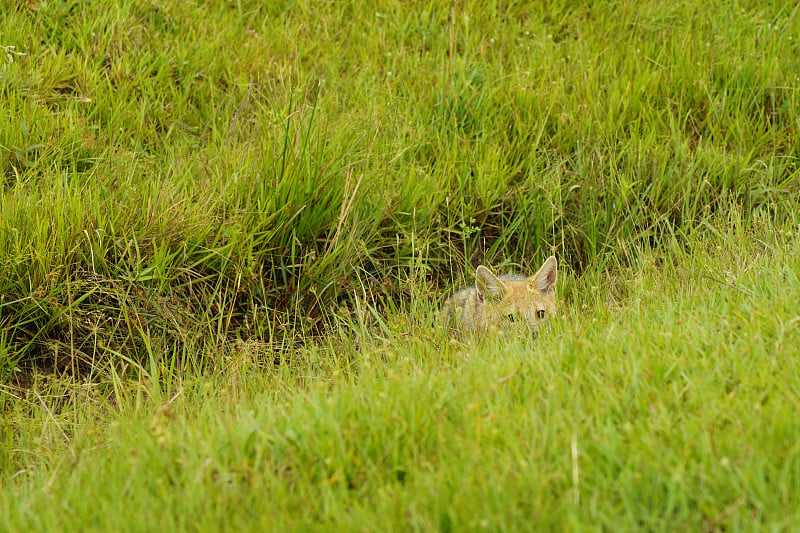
1, 0, 799, 530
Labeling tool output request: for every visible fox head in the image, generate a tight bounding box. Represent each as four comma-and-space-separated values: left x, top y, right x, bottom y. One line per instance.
474, 256, 558, 336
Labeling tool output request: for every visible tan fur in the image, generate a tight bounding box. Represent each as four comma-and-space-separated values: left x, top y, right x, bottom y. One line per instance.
442, 256, 558, 336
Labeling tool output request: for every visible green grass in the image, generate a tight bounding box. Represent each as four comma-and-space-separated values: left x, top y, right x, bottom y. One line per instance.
2, 0, 800, 530
3, 222, 800, 530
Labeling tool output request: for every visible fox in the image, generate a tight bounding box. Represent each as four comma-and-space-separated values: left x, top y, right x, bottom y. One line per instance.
442, 256, 558, 336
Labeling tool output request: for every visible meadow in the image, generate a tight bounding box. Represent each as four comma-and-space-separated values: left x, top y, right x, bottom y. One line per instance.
1, 0, 799, 530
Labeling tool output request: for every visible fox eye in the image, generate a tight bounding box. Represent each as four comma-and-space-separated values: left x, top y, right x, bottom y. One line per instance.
536, 310, 546, 319
506, 314, 516, 322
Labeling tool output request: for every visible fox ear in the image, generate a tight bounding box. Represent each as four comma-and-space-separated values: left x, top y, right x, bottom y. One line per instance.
475, 265, 505, 302
530, 256, 557, 295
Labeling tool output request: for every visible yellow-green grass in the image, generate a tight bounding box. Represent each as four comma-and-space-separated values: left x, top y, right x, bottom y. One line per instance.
3, 222, 799, 530
2, 0, 800, 529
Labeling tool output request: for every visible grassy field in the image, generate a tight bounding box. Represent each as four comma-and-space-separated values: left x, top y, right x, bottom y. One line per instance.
2, 0, 800, 530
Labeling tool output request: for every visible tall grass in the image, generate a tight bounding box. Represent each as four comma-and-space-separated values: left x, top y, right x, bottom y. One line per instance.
2, 218, 799, 530
2, 0, 797, 376
2, 1, 800, 529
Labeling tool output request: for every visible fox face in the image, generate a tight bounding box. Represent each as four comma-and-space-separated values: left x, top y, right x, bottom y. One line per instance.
444, 256, 558, 336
